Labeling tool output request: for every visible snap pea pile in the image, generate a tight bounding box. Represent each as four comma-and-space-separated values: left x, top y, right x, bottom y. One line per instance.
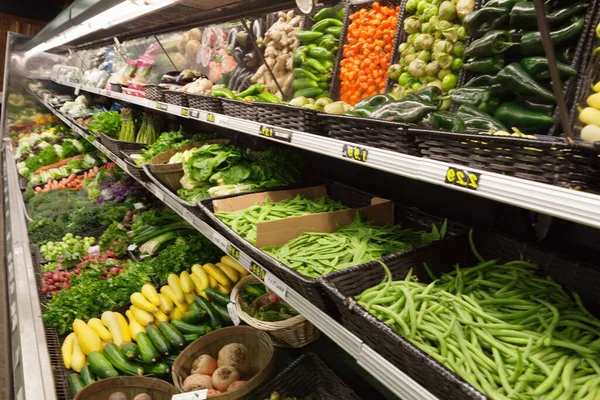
263, 215, 447, 278
357, 233, 600, 399
214, 195, 348, 244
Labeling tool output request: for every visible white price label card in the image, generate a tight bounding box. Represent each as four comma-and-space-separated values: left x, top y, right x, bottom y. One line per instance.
133, 202, 145, 210
215, 115, 229, 127
151, 186, 165, 202
74, 85, 80, 96
189, 109, 200, 120
172, 389, 207, 400
127, 244, 138, 251
264, 272, 287, 300
227, 302, 241, 326
211, 232, 228, 250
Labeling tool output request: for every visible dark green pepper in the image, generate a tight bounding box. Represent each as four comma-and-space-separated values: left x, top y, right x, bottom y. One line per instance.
457, 105, 508, 133
352, 107, 377, 118
292, 78, 319, 90
318, 35, 339, 51
355, 94, 395, 109
311, 18, 343, 33
494, 102, 554, 132
237, 84, 264, 98
510, 1, 587, 30
293, 68, 319, 81
464, 74, 497, 88
293, 46, 308, 67
519, 57, 577, 79
484, 0, 521, 9
407, 86, 446, 108
308, 47, 334, 60
449, 87, 499, 114
429, 111, 465, 132
520, 17, 584, 55
496, 63, 556, 104
313, 7, 338, 22
371, 100, 438, 123
462, 56, 505, 73
463, 7, 510, 38
305, 58, 328, 73
325, 26, 343, 37
465, 30, 515, 58
557, 45, 576, 64
295, 30, 324, 43
515, 100, 555, 115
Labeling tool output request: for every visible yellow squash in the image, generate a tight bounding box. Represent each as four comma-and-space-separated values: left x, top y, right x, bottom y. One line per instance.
61, 333, 75, 369
73, 319, 102, 355
70, 337, 86, 373
141, 284, 160, 306
179, 271, 194, 294
101, 311, 125, 346
87, 318, 113, 342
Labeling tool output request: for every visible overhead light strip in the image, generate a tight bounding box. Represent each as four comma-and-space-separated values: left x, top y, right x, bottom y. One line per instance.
27, 0, 181, 55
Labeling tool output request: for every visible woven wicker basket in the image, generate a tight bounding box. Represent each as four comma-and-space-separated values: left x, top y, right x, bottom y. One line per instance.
74, 376, 178, 399
172, 326, 274, 399
231, 276, 320, 348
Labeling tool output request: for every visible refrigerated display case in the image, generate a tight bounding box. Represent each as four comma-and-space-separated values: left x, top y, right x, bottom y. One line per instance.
3, 1, 600, 399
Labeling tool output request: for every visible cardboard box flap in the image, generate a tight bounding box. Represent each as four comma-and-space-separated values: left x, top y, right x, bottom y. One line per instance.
256, 199, 394, 248
213, 185, 328, 213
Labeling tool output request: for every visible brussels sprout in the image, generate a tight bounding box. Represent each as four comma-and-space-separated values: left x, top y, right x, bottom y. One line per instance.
436, 19, 453, 32
409, 33, 419, 44
415, 33, 434, 51
405, 53, 418, 64
398, 72, 413, 86
408, 59, 427, 78
437, 54, 453, 69
438, 1, 457, 21
404, 16, 421, 34
401, 46, 416, 58
398, 42, 409, 54
425, 61, 441, 76
457, 26, 467, 41
452, 42, 465, 58
418, 50, 432, 63
434, 30, 443, 39
433, 40, 453, 54
438, 68, 451, 80
429, 16, 439, 28
416, 0, 428, 14
406, 0, 419, 13
456, 0, 475, 19
423, 4, 439, 20
421, 22, 432, 34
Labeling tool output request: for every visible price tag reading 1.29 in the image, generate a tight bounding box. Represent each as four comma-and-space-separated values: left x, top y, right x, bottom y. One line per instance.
206, 113, 216, 123
251, 261, 267, 281
342, 144, 368, 162
227, 244, 240, 260
445, 167, 480, 191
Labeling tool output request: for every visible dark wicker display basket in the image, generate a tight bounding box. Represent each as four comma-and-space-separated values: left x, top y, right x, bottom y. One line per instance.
98, 132, 145, 157
198, 181, 465, 313
219, 98, 259, 122
413, 129, 600, 190
186, 93, 223, 113
319, 113, 420, 155
256, 102, 322, 134
164, 90, 188, 107
140, 163, 197, 209
143, 85, 166, 102
246, 353, 361, 400
119, 150, 148, 182
321, 230, 600, 400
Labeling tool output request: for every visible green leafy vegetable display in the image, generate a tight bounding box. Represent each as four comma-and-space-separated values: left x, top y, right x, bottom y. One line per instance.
215, 195, 347, 244
87, 110, 122, 138
263, 215, 447, 278
99, 222, 132, 258
137, 130, 215, 165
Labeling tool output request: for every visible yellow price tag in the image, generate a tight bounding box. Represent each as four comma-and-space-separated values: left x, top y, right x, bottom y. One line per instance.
445, 167, 480, 190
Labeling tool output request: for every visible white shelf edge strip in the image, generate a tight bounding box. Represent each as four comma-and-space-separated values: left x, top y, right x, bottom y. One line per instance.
50, 79, 600, 230
38, 91, 439, 400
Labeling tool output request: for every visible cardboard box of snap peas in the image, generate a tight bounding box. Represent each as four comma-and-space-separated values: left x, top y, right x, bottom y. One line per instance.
198, 181, 464, 313
322, 230, 600, 400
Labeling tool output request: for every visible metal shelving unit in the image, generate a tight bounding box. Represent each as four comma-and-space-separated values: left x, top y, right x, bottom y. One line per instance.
31, 93, 438, 400
54, 79, 600, 230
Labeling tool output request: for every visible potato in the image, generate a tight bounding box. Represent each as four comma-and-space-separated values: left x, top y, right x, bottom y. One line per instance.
212, 366, 240, 392
227, 381, 246, 392
191, 354, 217, 376
183, 374, 213, 392
207, 389, 222, 397
177, 32, 190, 54
185, 40, 200, 57
107, 392, 128, 400
133, 394, 152, 400
189, 28, 202, 42
217, 343, 249, 375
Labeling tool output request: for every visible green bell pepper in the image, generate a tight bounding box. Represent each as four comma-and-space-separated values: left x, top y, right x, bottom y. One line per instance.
519, 57, 577, 79
429, 111, 465, 132
462, 7, 509, 38
449, 88, 499, 114
520, 18, 584, 55
465, 30, 515, 58
496, 63, 556, 104
493, 102, 553, 132
462, 56, 505, 73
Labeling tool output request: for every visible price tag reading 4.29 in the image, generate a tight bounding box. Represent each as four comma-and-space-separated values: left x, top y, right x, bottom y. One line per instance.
342, 144, 368, 162
445, 167, 480, 190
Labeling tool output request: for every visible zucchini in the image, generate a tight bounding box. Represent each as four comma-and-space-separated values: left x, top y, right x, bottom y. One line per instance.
103, 343, 144, 376
194, 296, 222, 330
135, 332, 159, 364
143, 362, 170, 377
184, 333, 200, 344
119, 341, 140, 360
161, 354, 178, 365
87, 351, 119, 379
79, 365, 96, 386
171, 320, 212, 336
158, 322, 186, 348
212, 303, 233, 326
181, 308, 206, 324
68, 373, 84, 396
243, 284, 266, 299
146, 325, 170, 356
204, 289, 230, 308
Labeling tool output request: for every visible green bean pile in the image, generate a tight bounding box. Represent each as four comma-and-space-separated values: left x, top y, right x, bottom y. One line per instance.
215, 195, 348, 244
357, 233, 600, 399
263, 215, 446, 278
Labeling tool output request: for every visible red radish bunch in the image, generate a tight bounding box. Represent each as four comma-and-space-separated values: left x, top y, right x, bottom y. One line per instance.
41, 267, 81, 295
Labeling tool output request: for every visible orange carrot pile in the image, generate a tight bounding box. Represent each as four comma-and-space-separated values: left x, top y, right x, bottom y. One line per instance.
339, 2, 399, 105
33, 163, 116, 193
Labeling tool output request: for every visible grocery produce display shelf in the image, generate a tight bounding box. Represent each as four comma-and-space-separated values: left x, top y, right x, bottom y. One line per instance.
51, 79, 600, 230
34, 91, 440, 400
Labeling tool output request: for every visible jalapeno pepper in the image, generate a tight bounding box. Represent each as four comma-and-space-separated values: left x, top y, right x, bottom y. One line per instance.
493, 102, 554, 132
463, 7, 509, 38
520, 18, 584, 55
496, 63, 556, 104
465, 30, 516, 58
462, 56, 505, 74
